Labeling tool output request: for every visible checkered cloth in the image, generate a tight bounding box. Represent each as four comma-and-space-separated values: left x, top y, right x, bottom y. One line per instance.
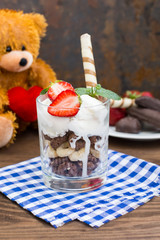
0, 150, 160, 228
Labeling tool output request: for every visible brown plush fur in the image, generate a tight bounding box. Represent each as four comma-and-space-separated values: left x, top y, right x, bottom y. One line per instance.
0, 9, 57, 148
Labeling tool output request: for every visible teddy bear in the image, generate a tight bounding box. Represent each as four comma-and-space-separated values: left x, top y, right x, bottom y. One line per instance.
0, 9, 57, 148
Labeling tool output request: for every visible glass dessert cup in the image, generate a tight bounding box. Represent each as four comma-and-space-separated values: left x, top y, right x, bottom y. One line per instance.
36, 94, 110, 192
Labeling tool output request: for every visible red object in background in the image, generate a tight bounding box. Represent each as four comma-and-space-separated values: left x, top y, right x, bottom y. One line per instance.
109, 108, 126, 126
123, 90, 153, 99
141, 91, 153, 97
123, 90, 142, 99
8, 86, 43, 122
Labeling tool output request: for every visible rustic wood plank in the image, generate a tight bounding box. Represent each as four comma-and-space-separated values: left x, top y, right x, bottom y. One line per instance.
0, 130, 160, 239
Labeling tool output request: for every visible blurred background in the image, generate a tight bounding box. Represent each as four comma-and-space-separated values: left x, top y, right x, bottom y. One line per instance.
1, 0, 160, 97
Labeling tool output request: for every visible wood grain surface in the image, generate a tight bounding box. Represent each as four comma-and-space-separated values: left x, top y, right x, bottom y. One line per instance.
0, 0, 160, 97
0, 129, 160, 240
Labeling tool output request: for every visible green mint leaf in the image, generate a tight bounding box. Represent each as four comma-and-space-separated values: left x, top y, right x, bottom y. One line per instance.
76, 86, 121, 100
95, 84, 101, 90
40, 87, 50, 95
96, 88, 121, 100
75, 87, 97, 98
75, 88, 89, 96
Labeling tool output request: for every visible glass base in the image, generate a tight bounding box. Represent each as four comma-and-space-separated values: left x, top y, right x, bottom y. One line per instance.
42, 171, 106, 193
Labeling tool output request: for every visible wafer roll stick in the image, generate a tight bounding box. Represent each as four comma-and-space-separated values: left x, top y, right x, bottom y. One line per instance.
110, 98, 136, 108
80, 34, 134, 107
80, 34, 97, 88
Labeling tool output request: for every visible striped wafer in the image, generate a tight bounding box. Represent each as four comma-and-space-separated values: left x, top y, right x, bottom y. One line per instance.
80, 34, 132, 108
80, 34, 97, 88
110, 98, 136, 108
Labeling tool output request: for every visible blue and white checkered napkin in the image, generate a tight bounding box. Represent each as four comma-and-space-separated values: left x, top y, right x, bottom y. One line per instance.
0, 150, 160, 228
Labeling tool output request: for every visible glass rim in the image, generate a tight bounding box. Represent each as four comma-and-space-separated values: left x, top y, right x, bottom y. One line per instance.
36, 94, 110, 109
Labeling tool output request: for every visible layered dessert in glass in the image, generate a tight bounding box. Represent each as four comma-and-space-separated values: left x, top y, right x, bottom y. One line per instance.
36, 86, 110, 192
36, 34, 120, 192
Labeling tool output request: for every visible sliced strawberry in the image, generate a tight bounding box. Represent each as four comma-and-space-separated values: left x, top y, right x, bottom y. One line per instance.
48, 81, 75, 101
109, 108, 126, 126
48, 90, 80, 117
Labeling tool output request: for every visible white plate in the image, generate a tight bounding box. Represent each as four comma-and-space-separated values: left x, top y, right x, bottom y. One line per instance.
109, 126, 160, 140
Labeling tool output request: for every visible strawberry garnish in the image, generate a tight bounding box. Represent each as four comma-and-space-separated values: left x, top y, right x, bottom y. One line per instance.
48, 90, 80, 117
123, 90, 153, 99
123, 90, 141, 99
48, 81, 74, 101
109, 108, 126, 126
141, 91, 153, 98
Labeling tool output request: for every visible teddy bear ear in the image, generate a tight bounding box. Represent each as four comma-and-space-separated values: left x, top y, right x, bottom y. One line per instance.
25, 13, 48, 37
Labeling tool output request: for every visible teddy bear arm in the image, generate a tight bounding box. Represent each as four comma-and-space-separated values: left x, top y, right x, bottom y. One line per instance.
0, 111, 18, 148
29, 58, 57, 88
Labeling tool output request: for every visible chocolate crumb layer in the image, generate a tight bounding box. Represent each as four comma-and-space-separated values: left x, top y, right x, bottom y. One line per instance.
50, 154, 100, 177
44, 131, 102, 152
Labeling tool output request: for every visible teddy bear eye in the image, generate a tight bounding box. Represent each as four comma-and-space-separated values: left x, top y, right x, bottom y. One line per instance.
22, 45, 26, 51
6, 46, 12, 52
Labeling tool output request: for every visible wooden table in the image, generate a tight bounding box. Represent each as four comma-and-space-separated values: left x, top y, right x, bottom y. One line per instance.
0, 129, 160, 240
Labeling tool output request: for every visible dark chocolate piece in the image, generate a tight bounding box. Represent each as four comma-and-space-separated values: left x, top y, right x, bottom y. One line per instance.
116, 116, 141, 133
50, 132, 69, 150
87, 154, 99, 175
68, 132, 85, 151
127, 106, 160, 129
89, 136, 101, 148
135, 96, 160, 112
43, 133, 52, 141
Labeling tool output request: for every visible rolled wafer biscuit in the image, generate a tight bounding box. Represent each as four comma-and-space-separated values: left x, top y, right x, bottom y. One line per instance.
110, 98, 136, 108
80, 34, 135, 107
80, 33, 97, 88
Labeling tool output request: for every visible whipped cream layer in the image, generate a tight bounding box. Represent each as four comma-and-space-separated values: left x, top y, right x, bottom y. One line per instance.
37, 94, 109, 138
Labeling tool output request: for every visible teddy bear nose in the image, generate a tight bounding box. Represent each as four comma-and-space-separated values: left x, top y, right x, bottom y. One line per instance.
19, 58, 27, 66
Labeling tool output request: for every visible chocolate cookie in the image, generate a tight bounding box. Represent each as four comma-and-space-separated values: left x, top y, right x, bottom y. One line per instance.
127, 106, 160, 129
116, 116, 141, 133
135, 96, 160, 112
